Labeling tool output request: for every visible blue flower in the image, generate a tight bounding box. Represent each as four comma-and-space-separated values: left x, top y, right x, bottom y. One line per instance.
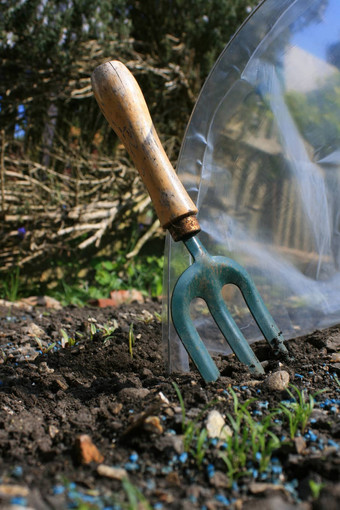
17, 227, 26, 239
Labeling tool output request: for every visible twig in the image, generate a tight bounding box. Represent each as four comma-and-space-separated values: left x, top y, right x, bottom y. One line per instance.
126, 219, 161, 259
0, 129, 6, 217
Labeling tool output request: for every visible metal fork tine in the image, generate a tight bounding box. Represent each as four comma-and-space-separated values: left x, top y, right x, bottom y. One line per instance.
207, 292, 264, 374
171, 236, 288, 382
171, 265, 220, 382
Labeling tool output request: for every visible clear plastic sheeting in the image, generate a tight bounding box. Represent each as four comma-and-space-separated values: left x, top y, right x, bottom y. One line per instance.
163, 0, 340, 373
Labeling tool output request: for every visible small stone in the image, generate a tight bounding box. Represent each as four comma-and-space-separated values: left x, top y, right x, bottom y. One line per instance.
38, 362, 54, 374
111, 403, 123, 415
54, 378, 69, 391
240, 379, 262, 387
144, 416, 163, 434
325, 334, 340, 352
166, 471, 181, 487
331, 363, 340, 375
142, 368, 153, 377
330, 352, 340, 362
74, 434, 104, 464
206, 410, 232, 440
210, 470, 229, 488
118, 387, 150, 400
265, 370, 290, 391
48, 425, 59, 439
294, 436, 306, 454
243, 495, 298, 510
0, 485, 30, 497
158, 434, 184, 454
97, 464, 127, 480
25, 322, 46, 338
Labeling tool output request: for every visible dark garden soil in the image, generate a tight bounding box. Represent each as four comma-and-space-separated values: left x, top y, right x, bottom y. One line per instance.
0, 300, 339, 510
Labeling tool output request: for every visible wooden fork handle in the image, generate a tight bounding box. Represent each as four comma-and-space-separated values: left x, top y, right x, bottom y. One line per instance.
91, 61, 200, 241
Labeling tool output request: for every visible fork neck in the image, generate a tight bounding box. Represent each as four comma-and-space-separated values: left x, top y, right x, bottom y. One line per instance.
184, 235, 209, 261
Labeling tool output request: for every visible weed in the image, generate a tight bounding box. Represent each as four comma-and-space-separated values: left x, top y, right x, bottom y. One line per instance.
128, 323, 135, 358
309, 480, 326, 500
277, 385, 325, 438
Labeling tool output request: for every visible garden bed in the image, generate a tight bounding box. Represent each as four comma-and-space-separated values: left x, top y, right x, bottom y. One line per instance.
0, 301, 339, 509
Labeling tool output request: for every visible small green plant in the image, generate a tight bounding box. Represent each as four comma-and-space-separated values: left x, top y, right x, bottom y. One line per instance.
88, 318, 118, 343
128, 323, 135, 358
153, 311, 162, 323
92, 254, 163, 298
172, 382, 215, 465
121, 477, 152, 510
52, 280, 89, 307
89, 321, 97, 340
277, 385, 324, 439
34, 336, 56, 354
60, 328, 77, 348
1, 266, 21, 302
194, 428, 209, 467
246, 412, 281, 471
309, 480, 326, 500
100, 321, 118, 344
220, 389, 280, 484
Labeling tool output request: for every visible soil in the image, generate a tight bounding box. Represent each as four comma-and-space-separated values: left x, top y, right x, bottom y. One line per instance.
0, 300, 339, 510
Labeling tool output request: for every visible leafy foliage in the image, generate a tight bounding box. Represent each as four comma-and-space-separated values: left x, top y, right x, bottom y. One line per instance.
0, 0, 258, 283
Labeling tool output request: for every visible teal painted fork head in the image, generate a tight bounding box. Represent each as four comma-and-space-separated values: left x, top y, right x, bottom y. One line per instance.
171, 236, 288, 382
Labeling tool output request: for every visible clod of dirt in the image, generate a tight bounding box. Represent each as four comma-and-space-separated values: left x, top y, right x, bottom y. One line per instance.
265, 370, 290, 390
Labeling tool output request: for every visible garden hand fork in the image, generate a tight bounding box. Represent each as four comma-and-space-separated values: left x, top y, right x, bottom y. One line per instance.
91, 60, 289, 382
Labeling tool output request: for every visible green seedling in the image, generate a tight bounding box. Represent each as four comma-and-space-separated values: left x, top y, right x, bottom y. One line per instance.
34, 336, 56, 354
246, 412, 280, 471
88, 318, 98, 341
60, 328, 77, 348
277, 384, 325, 439
154, 311, 162, 323
220, 389, 280, 483
122, 477, 152, 510
2, 266, 21, 302
195, 428, 209, 467
172, 382, 215, 464
309, 480, 326, 500
88, 318, 118, 343
128, 323, 135, 358
101, 320, 118, 340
